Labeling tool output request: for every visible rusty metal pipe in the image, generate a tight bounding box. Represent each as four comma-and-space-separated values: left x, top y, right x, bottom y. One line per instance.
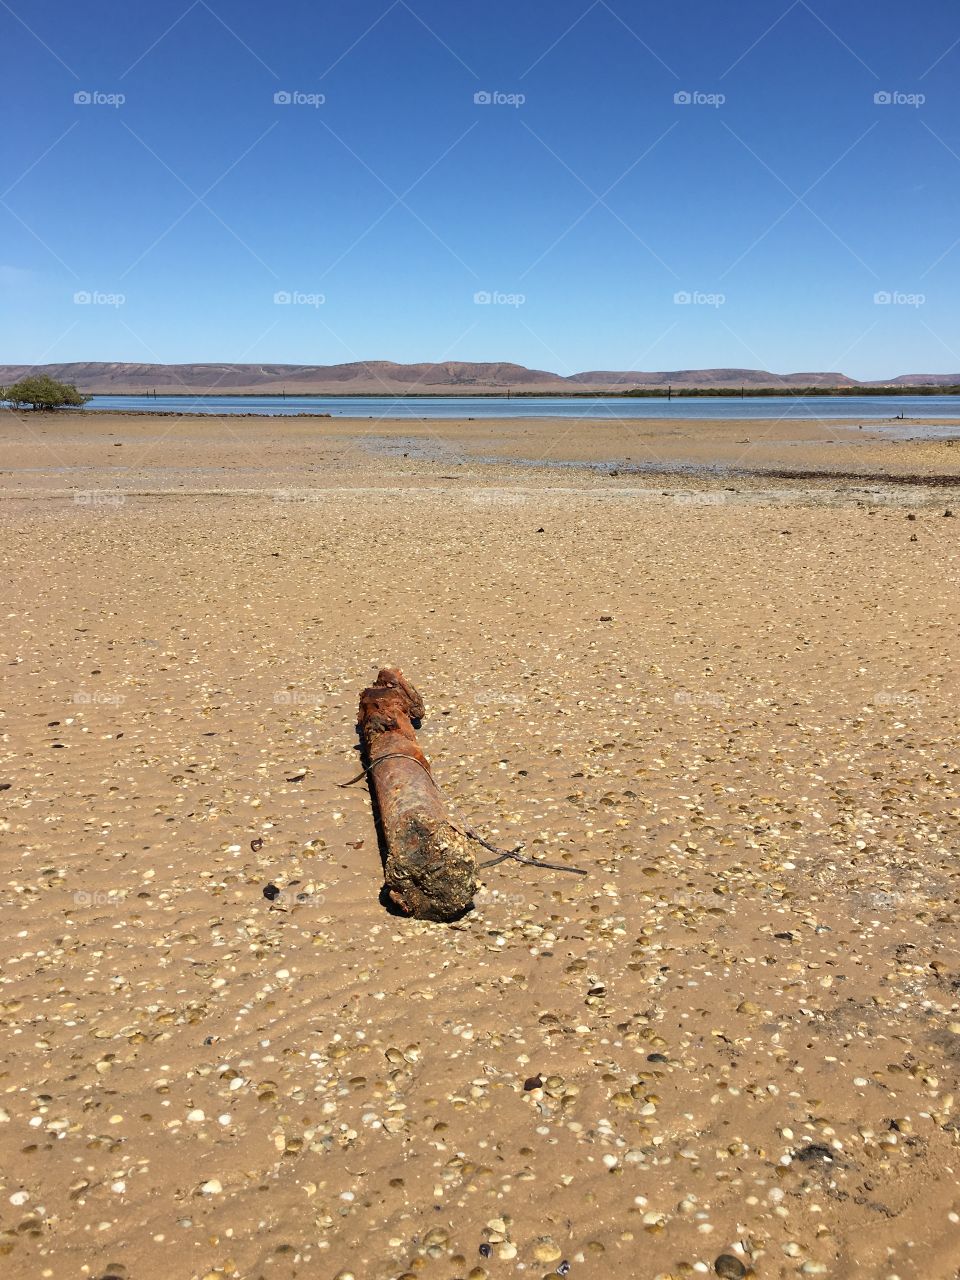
357, 668, 477, 921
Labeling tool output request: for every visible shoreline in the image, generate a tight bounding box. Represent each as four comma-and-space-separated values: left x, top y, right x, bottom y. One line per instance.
3, 410, 960, 1279
68, 387, 960, 398
11, 405, 960, 424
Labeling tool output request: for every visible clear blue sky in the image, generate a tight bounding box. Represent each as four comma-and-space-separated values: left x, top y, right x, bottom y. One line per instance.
3, 0, 959, 378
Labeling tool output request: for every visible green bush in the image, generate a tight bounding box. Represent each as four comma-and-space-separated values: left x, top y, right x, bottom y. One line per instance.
1, 374, 89, 410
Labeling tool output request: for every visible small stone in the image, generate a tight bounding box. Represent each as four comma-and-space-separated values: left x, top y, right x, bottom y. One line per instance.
199, 1180, 222, 1196
533, 1240, 562, 1263
714, 1256, 746, 1279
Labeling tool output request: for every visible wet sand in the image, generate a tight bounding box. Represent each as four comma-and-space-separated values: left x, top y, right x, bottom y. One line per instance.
1, 413, 959, 1280
3, 410, 960, 492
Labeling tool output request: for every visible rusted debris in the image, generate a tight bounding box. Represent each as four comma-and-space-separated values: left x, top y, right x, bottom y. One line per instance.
353, 667, 478, 921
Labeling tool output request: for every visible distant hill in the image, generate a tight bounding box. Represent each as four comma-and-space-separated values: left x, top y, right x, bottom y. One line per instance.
883, 372, 960, 386
0, 360, 568, 394
0, 360, 957, 395
567, 368, 860, 389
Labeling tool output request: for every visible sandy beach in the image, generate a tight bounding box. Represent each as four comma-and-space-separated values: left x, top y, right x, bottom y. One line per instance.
2, 411, 959, 1280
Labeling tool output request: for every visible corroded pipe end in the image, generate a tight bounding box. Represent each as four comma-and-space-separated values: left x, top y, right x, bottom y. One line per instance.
372, 667, 426, 722
386, 819, 478, 922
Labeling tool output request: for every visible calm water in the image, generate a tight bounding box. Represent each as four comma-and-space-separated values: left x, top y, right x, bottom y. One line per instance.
83, 393, 960, 431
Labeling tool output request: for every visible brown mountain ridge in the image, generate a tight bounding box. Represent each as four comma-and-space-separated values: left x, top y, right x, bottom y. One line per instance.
1, 361, 957, 394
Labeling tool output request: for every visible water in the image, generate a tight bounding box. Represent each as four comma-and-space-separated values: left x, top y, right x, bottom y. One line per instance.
82, 393, 960, 432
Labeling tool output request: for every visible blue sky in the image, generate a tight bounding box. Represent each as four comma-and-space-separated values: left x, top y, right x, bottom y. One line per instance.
2, 0, 959, 378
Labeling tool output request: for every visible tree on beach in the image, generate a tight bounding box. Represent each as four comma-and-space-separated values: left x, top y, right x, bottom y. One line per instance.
0, 374, 88, 410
